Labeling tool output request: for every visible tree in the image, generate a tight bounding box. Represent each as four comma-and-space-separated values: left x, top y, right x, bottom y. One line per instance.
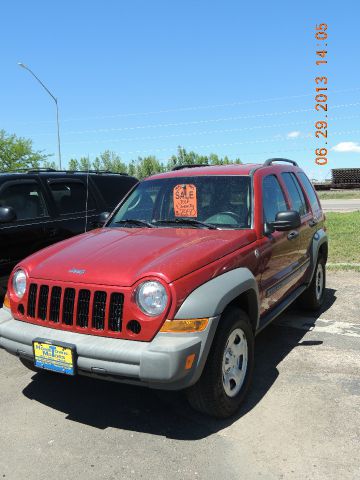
0, 129, 50, 171
42, 160, 57, 170
66, 147, 241, 177
92, 157, 101, 171
128, 160, 137, 177
166, 146, 241, 170
95, 150, 127, 173
168, 146, 205, 170
135, 156, 164, 179
68, 158, 80, 171
79, 156, 91, 171
209, 153, 220, 165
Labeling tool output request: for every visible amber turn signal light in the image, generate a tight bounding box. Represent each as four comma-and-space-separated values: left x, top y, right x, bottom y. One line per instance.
160, 318, 209, 333
185, 353, 196, 370
3, 292, 10, 309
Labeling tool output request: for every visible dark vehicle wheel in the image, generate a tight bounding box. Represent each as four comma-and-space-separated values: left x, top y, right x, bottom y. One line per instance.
299, 256, 326, 311
186, 307, 254, 418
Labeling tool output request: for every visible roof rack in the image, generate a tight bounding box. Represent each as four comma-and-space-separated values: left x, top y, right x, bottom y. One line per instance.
2, 167, 58, 173
65, 169, 129, 176
263, 158, 298, 167
28, 168, 58, 172
1, 168, 128, 176
172, 163, 209, 171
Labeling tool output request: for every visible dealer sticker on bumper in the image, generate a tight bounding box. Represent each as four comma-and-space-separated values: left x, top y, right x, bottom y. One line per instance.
33, 338, 76, 375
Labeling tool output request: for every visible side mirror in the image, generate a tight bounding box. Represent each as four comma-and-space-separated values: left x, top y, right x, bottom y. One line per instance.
98, 211, 110, 227
269, 210, 301, 232
0, 206, 17, 224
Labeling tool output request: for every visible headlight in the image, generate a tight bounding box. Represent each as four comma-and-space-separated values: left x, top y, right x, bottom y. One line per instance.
12, 269, 27, 298
136, 280, 168, 316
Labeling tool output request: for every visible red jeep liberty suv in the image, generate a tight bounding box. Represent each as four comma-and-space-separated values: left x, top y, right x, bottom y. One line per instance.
0, 158, 327, 418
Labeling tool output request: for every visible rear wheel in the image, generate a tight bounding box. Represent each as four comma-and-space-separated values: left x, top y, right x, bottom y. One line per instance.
299, 256, 326, 311
186, 307, 254, 418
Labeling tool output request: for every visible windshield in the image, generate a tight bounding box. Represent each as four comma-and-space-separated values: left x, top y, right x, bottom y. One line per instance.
107, 175, 252, 229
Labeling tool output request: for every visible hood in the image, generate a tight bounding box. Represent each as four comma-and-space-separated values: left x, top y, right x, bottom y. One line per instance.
23, 227, 256, 286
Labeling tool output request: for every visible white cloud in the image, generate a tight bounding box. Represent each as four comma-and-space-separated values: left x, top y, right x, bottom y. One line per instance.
332, 141, 360, 153
287, 131, 301, 138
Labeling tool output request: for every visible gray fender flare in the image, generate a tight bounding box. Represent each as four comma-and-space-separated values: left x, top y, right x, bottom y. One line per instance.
307, 228, 328, 283
171, 268, 259, 387
175, 267, 260, 326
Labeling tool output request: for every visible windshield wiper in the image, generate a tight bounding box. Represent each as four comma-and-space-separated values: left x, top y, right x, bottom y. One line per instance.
154, 218, 218, 230
114, 219, 154, 228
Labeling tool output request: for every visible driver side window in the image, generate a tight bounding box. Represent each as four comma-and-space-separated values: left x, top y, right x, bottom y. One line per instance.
262, 175, 288, 223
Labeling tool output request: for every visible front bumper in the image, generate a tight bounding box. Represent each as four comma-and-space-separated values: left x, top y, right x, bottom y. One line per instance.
0, 308, 219, 390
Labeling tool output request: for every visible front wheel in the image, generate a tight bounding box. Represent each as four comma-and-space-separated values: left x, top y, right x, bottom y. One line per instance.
186, 307, 254, 418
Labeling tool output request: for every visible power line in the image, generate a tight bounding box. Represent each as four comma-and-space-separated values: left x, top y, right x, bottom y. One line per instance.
68, 145, 315, 160
62, 120, 312, 145
61, 123, 360, 147
26, 101, 360, 138
64, 128, 359, 157
61, 89, 356, 121
27, 108, 314, 136
10, 87, 360, 126
69, 137, 310, 157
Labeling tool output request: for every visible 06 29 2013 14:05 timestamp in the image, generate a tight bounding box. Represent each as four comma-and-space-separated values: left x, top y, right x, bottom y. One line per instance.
314, 23, 328, 166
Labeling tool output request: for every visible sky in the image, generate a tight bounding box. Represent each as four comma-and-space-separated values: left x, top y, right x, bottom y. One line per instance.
1, 0, 359, 179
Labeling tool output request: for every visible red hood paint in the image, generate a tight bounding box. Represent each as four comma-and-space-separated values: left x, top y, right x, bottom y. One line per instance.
21, 227, 256, 287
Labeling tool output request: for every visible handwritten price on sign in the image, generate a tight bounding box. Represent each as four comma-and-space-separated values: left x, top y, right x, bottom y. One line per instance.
173, 184, 198, 218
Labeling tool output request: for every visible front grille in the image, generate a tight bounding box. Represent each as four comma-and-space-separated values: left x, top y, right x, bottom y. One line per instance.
26, 283, 124, 336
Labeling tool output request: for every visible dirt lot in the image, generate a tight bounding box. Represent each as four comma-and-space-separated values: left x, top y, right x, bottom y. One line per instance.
0, 271, 359, 480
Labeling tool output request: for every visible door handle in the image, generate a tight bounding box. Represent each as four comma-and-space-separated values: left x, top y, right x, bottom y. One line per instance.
287, 230, 299, 240
47, 228, 58, 237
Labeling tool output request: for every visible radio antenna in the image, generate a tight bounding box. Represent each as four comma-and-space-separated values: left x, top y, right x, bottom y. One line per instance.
84, 155, 90, 232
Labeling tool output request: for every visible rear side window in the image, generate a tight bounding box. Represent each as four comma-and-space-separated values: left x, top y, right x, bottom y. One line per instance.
48, 181, 96, 214
92, 175, 138, 210
281, 173, 308, 216
0, 182, 48, 220
262, 175, 288, 223
297, 172, 321, 213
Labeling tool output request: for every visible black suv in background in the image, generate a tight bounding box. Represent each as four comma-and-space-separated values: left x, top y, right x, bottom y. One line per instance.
0, 170, 138, 294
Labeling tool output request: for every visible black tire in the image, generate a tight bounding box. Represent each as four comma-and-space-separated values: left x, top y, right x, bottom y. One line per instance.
298, 256, 326, 311
186, 307, 254, 418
